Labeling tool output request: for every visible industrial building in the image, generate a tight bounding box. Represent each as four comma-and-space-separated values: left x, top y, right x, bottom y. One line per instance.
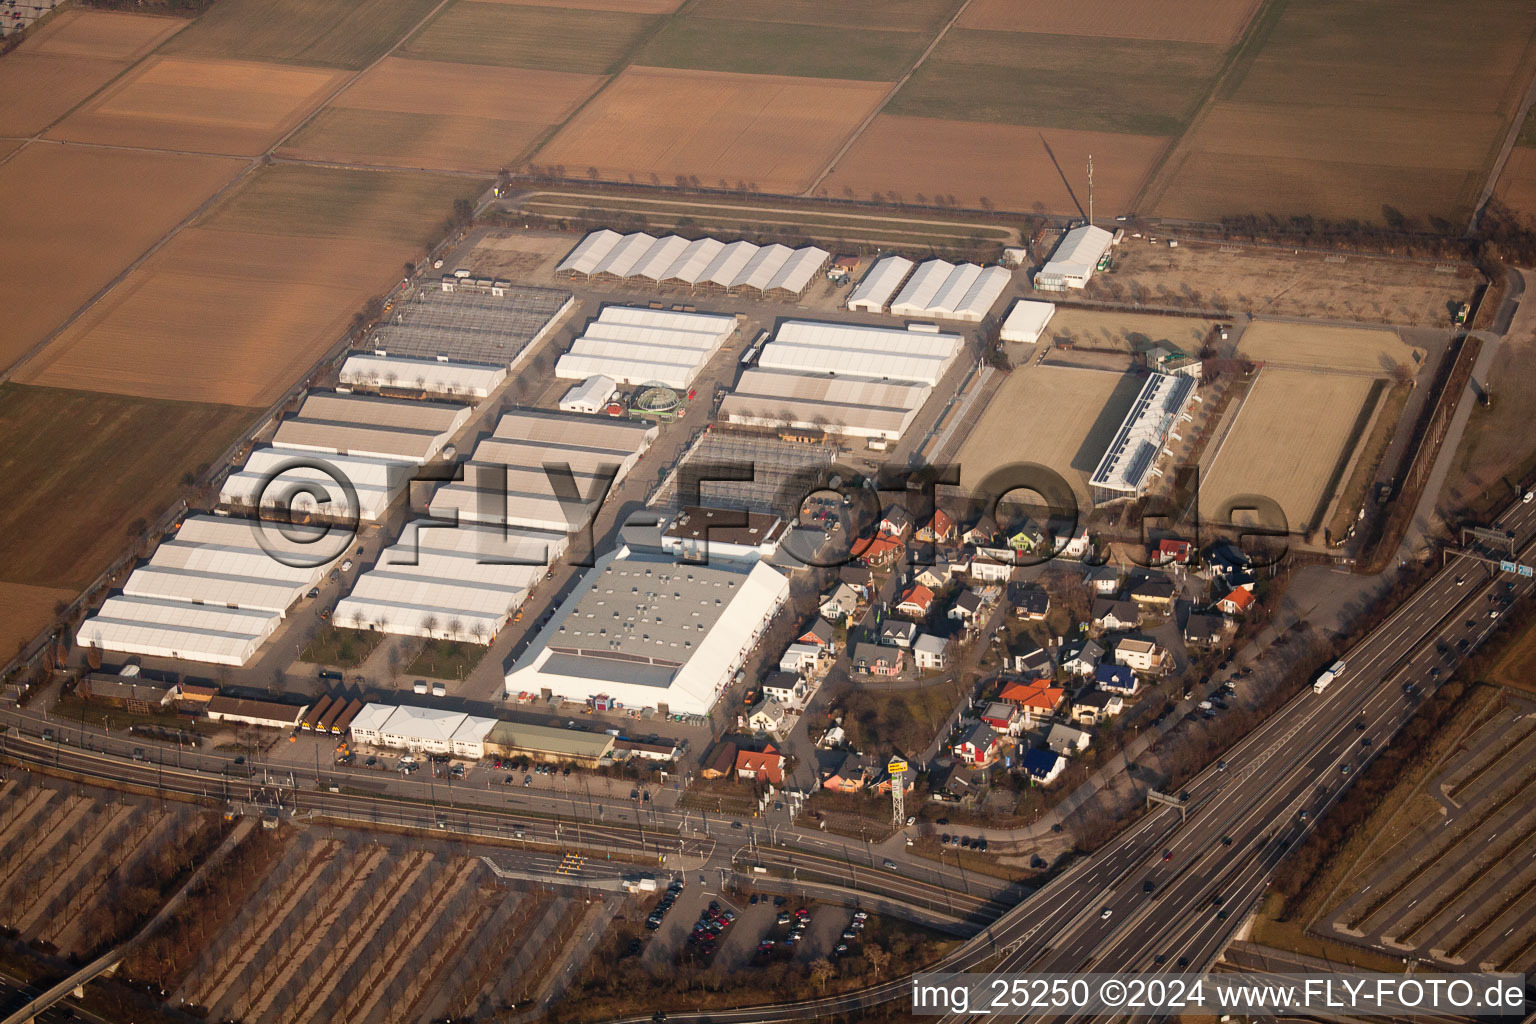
347, 703, 498, 759
333, 520, 565, 643
338, 353, 507, 399
651, 431, 838, 517
484, 720, 616, 766
1089, 372, 1197, 503
846, 256, 914, 313
429, 410, 657, 535
888, 260, 1012, 322
504, 547, 790, 715
556, 230, 829, 298
661, 506, 787, 563
1000, 299, 1056, 344
559, 374, 617, 415
1036, 225, 1114, 291
367, 283, 573, 367
205, 695, 309, 730
272, 392, 470, 465
554, 305, 737, 390
76, 516, 342, 666
719, 320, 962, 441
219, 447, 415, 523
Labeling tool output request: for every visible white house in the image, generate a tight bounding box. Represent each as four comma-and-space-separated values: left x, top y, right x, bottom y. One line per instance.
913, 632, 949, 671
1114, 637, 1168, 674
819, 583, 860, 622
779, 642, 822, 675
761, 672, 806, 705
1062, 639, 1104, 677
748, 698, 789, 738
1046, 723, 1092, 756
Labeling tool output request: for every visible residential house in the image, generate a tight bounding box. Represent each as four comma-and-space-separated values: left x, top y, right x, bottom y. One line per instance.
896, 585, 936, 618
913, 632, 950, 671
821, 752, 871, 793
748, 698, 789, 738
948, 588, 985, 623
998, 678, 1064, 725
735, 744, 785, 785
857, 532, 904, 568
1184, 612, 1228, 646
878, 619, 917, 648
1071, 691, 1124, 726
1046, 723, 1092, 756
761, 671, 806, 705
700, 741, 738, 779
1061, 639, 1104, 676
879, 505, 914, 539
1009, 582, 1050, 620
797, 618, 837, 651
819, 583, 860, 623
1092, 598, 1142, 632
1085, 564, 1122, 595
1155, 538, 1192, 565
1114, 637, 1168, 674
779, 642, 822, 675
968, 555, 1013, 583
1022, 748, 1065, 785
1205, 541, 1253, 577
1096, 663, 1140, 696
980, 702, 1022, 736
1129, 577, 1176, 613
852, 641, 905, 677
916, 509, 957, 544
912, 561, 954, 590
838, 565, 875, 598
1006, 521, 1045, 554
955, 721, 999, 766
1056, 527, 1092, 560
961, 515, 1000, 547
1012, 645, 1053, 677
1217, 587, 1255, 616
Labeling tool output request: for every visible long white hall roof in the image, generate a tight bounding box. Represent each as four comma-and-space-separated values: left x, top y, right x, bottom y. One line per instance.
338, 353, 507, 398
219, 446, 415, 522
554, 305, 736, 389
846, 256, 914, 312
890, 260, 1012, 321
557, 230, 827, 293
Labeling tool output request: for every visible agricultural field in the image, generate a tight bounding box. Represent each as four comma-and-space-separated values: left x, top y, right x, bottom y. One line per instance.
1043, 309, 1214, 354
0, 383, 249, 589
957, 0, 1260, 45
821, 116, 1164, 211
0, 9, 185, 136
401, 0, 657, 73
1235, 321, 1423, 376
957, 364, 1140, 505
1493, 107, 1536, 217
1200, 368, 1378, 534
534, 67, 889, 195
47, 55, 350, 155
491, 0, 680, 10
0, 581, 75, 662
0, 144, 245, 372
693, 0, 957, 32
1493, 623, 1536, 694
158, 0, 440, 70
280, 58, 603, 173
634, 14, 926, 81
1149, 0, 1536, 225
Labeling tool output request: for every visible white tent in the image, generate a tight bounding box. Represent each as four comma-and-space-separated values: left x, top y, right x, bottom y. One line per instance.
220, 447, 414, 522
338, 353, 507, 398
1037, 225, 1114, 291
847, 256, 914, 312
1001, 299, 1056, 343
559, 374, 617, 414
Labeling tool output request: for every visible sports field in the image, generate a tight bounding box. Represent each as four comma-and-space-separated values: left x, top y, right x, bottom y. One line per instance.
957, 364, 1141, 506
534, 66, 889, 194
1044, 310, 1213, 354
48, 56, 349, 155
1236, 321, 1423, 376
0, 383, 249, 590
1150, 0, 1536, 224
401, 1, 656, 73
634, 15, 926, 81
0, 9, 185, 136
280, 58, 602, 172
823, 116, 1164, 211
158, 0, 439, 69
1201, 368, 1378, 533
958, 0, 1260, 45
0, 145, 245, 374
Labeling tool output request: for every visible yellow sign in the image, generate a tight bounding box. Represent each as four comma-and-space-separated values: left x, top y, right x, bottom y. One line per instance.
888, 757, 908, 776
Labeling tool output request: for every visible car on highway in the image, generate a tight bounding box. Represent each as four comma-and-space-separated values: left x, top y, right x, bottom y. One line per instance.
883, 859, 898, 870
1221, 836, 1233, 846
1162, 849, 1173, 861
1216, 759, 1227, 771
1100, 908, 1113, 920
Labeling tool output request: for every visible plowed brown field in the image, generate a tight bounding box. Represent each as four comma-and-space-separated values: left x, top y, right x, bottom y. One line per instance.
0, 581, 75, 660
533, 66, 888, 194
48, 56, 350, 155
476, 0, 680, 9
958, 0, 1260, 45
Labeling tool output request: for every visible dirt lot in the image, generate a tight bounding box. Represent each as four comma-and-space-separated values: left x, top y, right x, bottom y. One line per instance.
0, 144, 245, 373
159, 0, 439, 70
1044, 309, 1213, 353
822, 114, 1166, 212
401, 0, 657, 73
48, 55, 350, 155
534, 66, 889, 195
0, 580, 76, 659
956, 363, 1139, 504
280, 57, 603, 172
1148, 0, 1536, 224
0, 383, 250, 589
1235, 321, 1423, 376
1089, 242, 1476, 326
957, 0, 1260, 45
1200, 367, 1377, 533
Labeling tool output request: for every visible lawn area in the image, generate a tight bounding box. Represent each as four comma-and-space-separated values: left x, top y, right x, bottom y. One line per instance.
885, 29, 1225, 134
0, 383, 250, 590
634, 16, 926, 81
406, 638, 486, 680
301, 626, 382, 669
196, 164, 482, 246
841, 679, 962, 757
402, 1, 656, 73
159, 0, 440, 69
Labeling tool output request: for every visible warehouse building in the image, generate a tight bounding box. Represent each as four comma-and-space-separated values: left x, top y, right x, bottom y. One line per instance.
1036, 225, 1114, 291
77, 516, 342, 666
347, 703, 498, 759
661, 506, 788, 563
504, 547, 790, 716
429, 410, 656, 535
367, 283, 573, 367
219, 447, 415, 523
559, 374, 616, 414
651, 431, 838, 517
554, 305, 737, 390
1000, 299, 1056, 344
272, 392, 470, 465
483, 720, 616, 766
338, 353, 507, 400
206, 695, 309, 730
888, 260, 1012, 321
556, 230, 829, 299
333, 520, 565, 643
846, 256, 914, 313
1090, 372, 1197, 503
